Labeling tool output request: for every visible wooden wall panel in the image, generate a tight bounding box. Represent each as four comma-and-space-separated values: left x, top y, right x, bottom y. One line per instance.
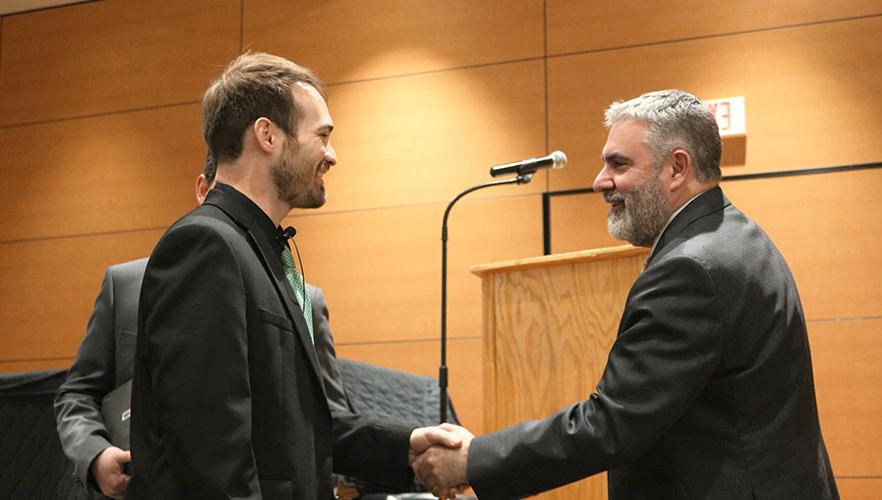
0, 1, 877, 489
0, 230, 164, 370
316, 60, 547, 213
283, 194, 543, 345
547, 0, 882, 55
836, 478, 882, 499
809, 319, 882, 477
244, 0, 544, 84
336, 338, 483, 433
547, 16, 882, 191
0, 104, 204, 242
0, 0, 240, 126
723, 170, 882, 321
546, 170, 882, 320
0, 358, 72, 374
549, 192, 619, 254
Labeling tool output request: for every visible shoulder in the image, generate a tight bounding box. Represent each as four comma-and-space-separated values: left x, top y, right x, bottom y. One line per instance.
644, 203, 774, 299
306, 283, 327, 306
146, 209, 249, 281
156, 207, 245, 253
637, 251, 714, 298
306, 283, 324, 297
657, 200, 756, 262
107, 257, 149, 281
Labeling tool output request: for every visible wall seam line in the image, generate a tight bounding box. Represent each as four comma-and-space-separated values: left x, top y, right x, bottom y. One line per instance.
1, 13, 877, 130
547, 13, 882, 61
0, 99, 198, 130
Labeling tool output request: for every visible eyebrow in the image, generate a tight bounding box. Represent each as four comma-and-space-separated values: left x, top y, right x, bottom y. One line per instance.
601, 152, 632, 165
317, 123, 334, 134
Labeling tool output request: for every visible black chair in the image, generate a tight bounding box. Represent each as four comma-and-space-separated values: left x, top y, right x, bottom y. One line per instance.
337, 358, 459, 428
0, 369, 89, 500
0, 361, 464, 499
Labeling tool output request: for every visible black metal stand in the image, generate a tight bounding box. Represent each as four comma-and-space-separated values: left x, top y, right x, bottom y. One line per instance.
439, 173, 533, 423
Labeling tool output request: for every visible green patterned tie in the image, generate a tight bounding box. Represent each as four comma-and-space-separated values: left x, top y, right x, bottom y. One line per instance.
281, 245, 314, 344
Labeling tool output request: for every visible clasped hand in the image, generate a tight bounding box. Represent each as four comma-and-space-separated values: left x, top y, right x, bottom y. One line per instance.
409, 423, 474, 499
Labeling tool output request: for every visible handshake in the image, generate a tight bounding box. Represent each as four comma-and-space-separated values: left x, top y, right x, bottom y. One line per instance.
409, 423, 475, 498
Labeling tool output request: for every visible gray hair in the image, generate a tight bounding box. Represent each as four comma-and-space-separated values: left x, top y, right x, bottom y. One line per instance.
604, 89, 721, 182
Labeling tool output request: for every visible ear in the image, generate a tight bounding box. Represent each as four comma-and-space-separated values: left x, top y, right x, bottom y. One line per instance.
668, 149, 691, 191
195, 173, 209, 204
252, 117, 277, 154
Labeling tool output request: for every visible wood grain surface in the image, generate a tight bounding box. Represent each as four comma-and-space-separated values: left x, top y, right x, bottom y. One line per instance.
480, 249, 646, 499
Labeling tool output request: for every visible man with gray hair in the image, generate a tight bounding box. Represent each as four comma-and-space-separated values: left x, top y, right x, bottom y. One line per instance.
413, 89, 839, 499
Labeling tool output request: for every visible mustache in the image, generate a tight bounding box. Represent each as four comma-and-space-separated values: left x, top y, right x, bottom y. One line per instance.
603, 190, 624, 204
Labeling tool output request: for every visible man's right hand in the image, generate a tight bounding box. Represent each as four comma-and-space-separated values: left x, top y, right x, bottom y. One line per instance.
90, 446, 131, 499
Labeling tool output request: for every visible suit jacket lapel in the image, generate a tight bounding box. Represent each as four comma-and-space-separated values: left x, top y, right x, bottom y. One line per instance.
646, 187, 730, 266
203, 189, 326, 394
250, 232, 325, 380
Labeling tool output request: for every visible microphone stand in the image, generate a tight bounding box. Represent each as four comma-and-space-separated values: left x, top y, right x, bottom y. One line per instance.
439, 173, 534, 423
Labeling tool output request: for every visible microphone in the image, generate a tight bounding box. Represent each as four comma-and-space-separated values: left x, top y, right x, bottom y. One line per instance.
489, 150, 567, 178
281, 226, 297, 241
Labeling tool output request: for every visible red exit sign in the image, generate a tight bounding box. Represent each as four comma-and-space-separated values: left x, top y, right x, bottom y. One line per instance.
704, 96, 746, 137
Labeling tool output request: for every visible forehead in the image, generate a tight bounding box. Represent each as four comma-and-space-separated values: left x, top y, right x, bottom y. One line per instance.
602, 119, 650, 158
291, 83, 332, 125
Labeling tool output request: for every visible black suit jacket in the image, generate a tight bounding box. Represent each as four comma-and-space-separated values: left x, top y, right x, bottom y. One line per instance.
128, 185, 411, 499
55, 258, 351, 496
468, 187, 838, 500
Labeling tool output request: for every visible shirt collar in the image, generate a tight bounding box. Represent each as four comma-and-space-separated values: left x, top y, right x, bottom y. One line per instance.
213, 183, 290, 253
649, 192, 704, 256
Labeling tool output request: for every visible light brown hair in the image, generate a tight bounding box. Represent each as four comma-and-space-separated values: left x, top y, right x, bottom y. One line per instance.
202, 52, 325, 163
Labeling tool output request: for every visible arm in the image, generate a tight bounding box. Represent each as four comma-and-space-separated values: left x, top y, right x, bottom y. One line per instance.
421, 256, 724, 498
332, 411, 414, 489
332, 411, 464, 493
139, 221, 258, 497
54, 265, 130, 494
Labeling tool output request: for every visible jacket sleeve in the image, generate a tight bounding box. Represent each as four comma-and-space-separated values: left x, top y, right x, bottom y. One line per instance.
54, 266, 119, 491
313, 286, 414, 489
468, 255, 724, 499
332, 409, 414, 490
138, 221, 259, 498
308, 286, 350, 413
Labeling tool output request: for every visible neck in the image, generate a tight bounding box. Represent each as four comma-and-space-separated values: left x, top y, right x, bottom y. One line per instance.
215, 160, 291, 226
669, 180, 717, 213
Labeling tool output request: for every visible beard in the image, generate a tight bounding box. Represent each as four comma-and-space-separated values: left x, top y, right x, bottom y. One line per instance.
271, 142, 327, 209
603, 169, 672, 247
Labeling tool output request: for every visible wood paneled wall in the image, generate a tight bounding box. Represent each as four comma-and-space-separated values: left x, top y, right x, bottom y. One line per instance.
1, 0, 879, 495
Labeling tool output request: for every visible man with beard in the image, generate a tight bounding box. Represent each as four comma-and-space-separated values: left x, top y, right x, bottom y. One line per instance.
127, 52, 460, 500
54, 155, 353, 499
412, 89, 839, 500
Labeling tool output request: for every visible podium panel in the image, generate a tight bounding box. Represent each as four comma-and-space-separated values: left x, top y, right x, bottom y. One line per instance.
472, 245, 647, 499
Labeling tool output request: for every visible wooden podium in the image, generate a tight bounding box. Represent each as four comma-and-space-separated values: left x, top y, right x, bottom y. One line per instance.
471, 245, 648, 499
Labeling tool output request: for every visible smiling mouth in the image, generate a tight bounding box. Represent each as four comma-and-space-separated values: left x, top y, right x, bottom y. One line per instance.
601, 188, 621, 203
604, 193, 624, 210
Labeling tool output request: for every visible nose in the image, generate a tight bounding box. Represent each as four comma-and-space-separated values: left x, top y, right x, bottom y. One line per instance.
593, 164, 614, 192
325, 143, 337, 166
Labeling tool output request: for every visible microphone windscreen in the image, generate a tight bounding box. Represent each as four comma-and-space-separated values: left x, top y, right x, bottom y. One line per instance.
551, 150, 568, 169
